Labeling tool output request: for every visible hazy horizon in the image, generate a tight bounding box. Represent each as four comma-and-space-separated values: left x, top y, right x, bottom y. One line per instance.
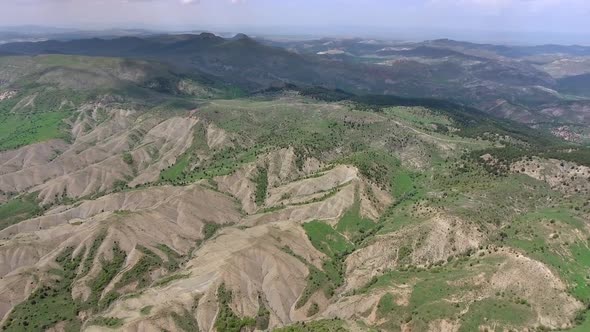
2, 0, 590, 45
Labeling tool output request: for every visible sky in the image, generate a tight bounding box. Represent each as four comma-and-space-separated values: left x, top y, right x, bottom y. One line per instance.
2, 0, 590, 44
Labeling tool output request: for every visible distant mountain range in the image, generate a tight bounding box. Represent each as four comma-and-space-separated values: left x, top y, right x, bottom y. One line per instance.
1, 32, 590, 140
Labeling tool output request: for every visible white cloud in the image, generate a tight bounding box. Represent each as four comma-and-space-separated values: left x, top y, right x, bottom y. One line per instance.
179, 0, 243, 4
423, 0, 590, 21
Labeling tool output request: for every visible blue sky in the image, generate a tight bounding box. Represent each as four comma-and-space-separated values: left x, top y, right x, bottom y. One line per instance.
3, 0, 590, 43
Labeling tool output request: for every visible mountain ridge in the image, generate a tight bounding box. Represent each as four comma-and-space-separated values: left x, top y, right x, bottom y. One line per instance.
3, 32, 589, 142
0, 41, 590, 332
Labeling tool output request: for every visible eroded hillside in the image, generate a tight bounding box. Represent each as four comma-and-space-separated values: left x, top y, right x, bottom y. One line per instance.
0, 55, 589, 332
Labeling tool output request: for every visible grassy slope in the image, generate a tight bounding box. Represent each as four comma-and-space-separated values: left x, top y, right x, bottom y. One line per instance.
361, 254, 538, 331
356, 148, 590, 330
3, 248, 83, 332
0, 111, 71, 150
0, 195, 42, 230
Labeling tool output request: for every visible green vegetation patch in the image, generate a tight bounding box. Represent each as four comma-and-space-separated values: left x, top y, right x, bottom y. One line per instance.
140, 305, 153, 315
458, 298, 534, 332
422, 161, 557, 227
153, 273, 191, 287
160, 153, 191, 182
297, 221, 355, 308
335, 196, 376, 244
199, 98, 383, 163
566, 311, 590, 332
352, 93, 559, 147
356, 255, 536, 331
254, 167, 269, 206
84, 244, 127, 312
155, 244, 183, 271
159, 146, 258, 186
273, 319, 349, 332
0, 109, 71, 151
338, 150, 401, 192
303, 220, 353, 258
202, 222, 228, 241
0, 194, 42, 231
2, 247, 83, 331
116, 246, 163, 290
172, 309, 200, 332
87, 316, 124, 329
385, 106, 452, 129
122, 152, 134, 165
256, 293, 271, 330
0, 75, 98, 151
2, 243, 132, 331
80, 231, 107, 276
392, 172, 414, 198
307, 302, 320, 317
296, 264, 331, 309
376, 293, 399, 319
215, 284, 255, 332
495, 208, 590, 302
